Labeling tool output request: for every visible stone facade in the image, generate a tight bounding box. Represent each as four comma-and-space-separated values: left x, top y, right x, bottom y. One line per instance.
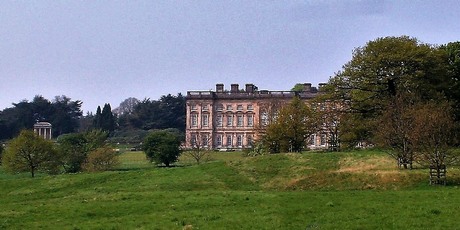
33, 122, 52, 140
185, 83, 329, 150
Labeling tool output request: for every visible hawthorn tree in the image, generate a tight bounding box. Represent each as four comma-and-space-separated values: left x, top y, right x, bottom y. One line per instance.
143, 130, 181, 167
3, 130, 60, 177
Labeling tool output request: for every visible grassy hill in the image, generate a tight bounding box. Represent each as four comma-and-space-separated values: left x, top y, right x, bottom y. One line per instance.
1, 150, 460, 229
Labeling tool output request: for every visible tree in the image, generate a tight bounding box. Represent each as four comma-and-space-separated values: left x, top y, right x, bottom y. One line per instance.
143, 130, 181, 167
0, 143, 4, 165
375, 93, 417, 169
263, 96, 317, 153
2, 130, 60, 177
440, 41, 460, 123
50, 95, 83, 137
93, 104, 116, 133
57, 129, 108, 173
188, 132, 211, 164
83, 146, 120, 172
411, 100, 459, 182
113, 97, 140, 116
119, 94, 186, 132
291, 83, 305, 92
93, 106, 102, 129
325, 36, 450, 146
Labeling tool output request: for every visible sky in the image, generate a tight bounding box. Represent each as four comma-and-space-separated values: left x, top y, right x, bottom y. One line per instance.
1, 0, 459, 113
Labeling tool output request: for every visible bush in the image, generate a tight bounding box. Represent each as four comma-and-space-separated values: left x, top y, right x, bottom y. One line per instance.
143, 130, 181, 167
83, 147, 120, 172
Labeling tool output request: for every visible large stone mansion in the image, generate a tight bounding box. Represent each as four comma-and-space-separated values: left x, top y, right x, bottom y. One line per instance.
185, 83, 329, 150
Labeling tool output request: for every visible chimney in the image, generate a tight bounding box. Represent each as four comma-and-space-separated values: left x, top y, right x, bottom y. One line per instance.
231, 84, 239, 93
245, 84, 255, 93
216, 83, 224, 93
318, 83, 327, 91
303, 83, 312, 92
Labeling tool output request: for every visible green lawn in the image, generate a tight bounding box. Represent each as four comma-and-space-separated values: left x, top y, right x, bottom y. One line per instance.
1, 150, 460, 229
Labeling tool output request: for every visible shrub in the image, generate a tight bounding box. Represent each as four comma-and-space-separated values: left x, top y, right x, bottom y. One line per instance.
83, 147, 120, 172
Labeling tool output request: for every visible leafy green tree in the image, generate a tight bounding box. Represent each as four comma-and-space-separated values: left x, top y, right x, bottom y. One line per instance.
263, 97, 317, 153
50, 95, 83, 136
57, 133, 89, 173
3, 130, 60, 177
143, 130, 181, 167
440, 41, 460, 121
325, 36, 450, 146
291, 83, 305, 92
57, 130, 108, 173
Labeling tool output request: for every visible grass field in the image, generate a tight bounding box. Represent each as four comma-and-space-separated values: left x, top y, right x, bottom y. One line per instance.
1, 150, 460, 229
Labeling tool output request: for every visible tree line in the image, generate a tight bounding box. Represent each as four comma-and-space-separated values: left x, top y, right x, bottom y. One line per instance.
0, 93, 186, 141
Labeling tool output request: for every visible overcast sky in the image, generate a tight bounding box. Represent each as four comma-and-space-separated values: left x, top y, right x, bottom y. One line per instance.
1, 0, 459, 113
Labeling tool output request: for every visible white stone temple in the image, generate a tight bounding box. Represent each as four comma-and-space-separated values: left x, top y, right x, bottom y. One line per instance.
33, 122, 52, 140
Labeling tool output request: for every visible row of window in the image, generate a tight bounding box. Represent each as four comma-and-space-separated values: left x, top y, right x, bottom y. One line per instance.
191, 134, 253, 147
191, 104, 254, 111
191, 114, 254, 127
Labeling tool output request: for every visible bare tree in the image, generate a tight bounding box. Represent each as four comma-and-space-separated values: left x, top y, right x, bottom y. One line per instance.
375, 94, 416, 169
187, 132, 211, 164
411, 100, 459, 184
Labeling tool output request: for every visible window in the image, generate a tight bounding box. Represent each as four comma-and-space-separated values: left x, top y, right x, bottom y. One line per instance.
309, 134, 316, 146
247, 135, 253, 147
216, 104, 224, 111
237, 135, 243, 147
191, 114, 198, 127
247, 104, 253, 110
216, 114, 223, 127
320, 134, 326, 146
202, 134, 209, 147
247, 114, 254, 127
237, 115, 243, 127
237, 105, 243, 111
202, 114, 209, 127
226, 135, 232, 147
226, 105, 232, 111
227, 115, 233, 127
216, 135, 222, 146
261, 111, 269, 126
191, 134, 197, 146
